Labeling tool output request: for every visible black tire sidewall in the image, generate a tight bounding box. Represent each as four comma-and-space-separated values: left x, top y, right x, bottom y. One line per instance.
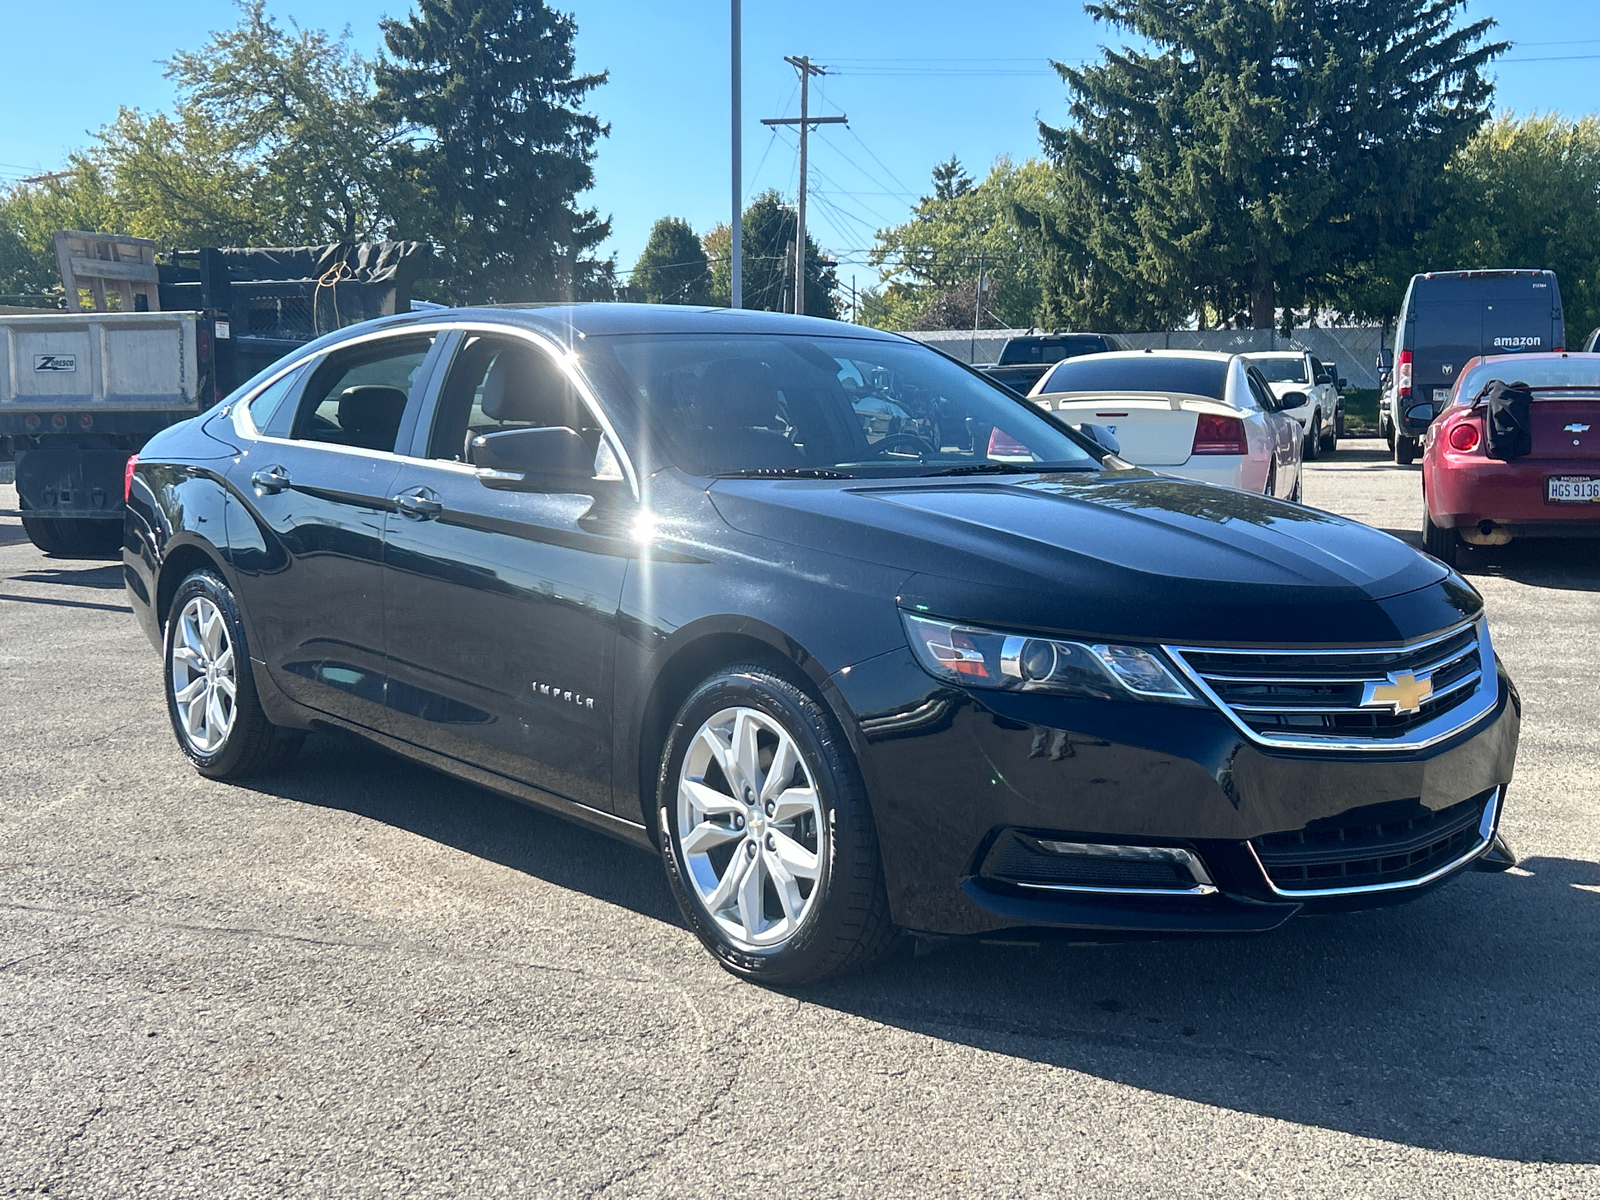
163, 569, 264, 778
657, 666, 875, 985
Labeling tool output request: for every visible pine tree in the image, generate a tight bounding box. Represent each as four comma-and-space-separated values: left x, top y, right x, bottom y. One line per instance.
376, 0, 610, 304
1040, 0, 1504, 329
707, 191, 839, 317
632, 216, 711, 305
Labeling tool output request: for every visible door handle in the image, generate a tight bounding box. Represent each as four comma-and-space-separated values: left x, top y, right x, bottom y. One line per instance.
394, 488, 443, 520
250, 465, 291, 494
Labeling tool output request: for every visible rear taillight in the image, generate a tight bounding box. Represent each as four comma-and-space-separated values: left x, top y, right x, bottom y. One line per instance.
1191, 413, 1248, 456
1447, 423, 1481, 453
1397, 350, 1413, 399
124, 454, 138, 502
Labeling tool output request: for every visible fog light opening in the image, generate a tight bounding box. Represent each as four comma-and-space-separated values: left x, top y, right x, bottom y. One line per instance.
980, 834, 1218, 896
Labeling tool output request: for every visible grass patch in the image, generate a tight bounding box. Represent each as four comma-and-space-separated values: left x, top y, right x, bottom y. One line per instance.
1342, 388, 1380, 435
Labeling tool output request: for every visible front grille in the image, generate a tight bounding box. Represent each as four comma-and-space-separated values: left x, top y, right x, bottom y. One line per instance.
1167, 621, 1487, 747
1252, 788, 1495, 892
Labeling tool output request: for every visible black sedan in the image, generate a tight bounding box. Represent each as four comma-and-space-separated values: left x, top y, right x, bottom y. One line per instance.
124, 304, 1520, 985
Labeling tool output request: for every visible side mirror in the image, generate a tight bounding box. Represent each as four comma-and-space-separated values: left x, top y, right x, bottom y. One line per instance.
1338, 377, 1348, 390
1376, 349, 1394, 370
1281, 390, 1310, 409
472, 426, 619, 496
1075, 423, 1121, 456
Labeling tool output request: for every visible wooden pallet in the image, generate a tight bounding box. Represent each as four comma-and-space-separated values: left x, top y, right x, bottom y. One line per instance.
53, 230, 161, 313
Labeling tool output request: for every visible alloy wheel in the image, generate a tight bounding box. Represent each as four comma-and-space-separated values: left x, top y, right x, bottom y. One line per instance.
170, 595, 238, 755
676, 706, 826, 948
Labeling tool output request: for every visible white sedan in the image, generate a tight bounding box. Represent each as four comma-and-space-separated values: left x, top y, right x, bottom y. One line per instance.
1243, 350, 1342, 459
1028, 350, 1304, 500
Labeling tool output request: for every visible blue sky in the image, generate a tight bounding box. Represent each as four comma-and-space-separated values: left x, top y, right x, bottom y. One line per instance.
2, 0, 1597, 287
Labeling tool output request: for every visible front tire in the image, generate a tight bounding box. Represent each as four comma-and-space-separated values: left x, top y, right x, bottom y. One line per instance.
1303, 415, 1321, 461
657, 664, 896, 986
164, 569, 304, 780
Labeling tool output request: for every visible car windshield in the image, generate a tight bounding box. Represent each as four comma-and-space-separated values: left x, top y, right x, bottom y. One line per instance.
1453, 357, 1600, 404
1246, 356, 1310, 384
1038, 355, 1229, 400
584, 333, 1098, 478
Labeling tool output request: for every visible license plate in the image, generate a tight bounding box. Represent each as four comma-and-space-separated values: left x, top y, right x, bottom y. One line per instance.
1433, 388, 1450, 403
1548, 476, 1600, 503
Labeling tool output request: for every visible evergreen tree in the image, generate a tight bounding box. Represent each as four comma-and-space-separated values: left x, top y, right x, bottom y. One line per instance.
1040, 0, 1504, 329
707, 191, 839, 318
376, 0, 610, 304
632, 216, 710, 304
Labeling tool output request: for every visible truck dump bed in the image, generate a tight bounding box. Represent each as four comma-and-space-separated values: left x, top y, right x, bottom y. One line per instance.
0, 311, 202, 419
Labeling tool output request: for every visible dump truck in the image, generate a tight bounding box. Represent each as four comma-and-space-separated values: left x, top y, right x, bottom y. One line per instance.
0, 232, 430, 555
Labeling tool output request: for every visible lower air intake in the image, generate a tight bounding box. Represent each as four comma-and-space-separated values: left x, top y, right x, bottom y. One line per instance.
979, 833, 1215, 895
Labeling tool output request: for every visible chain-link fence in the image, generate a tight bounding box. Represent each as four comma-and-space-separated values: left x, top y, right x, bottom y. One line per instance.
906, 326, 1389, 389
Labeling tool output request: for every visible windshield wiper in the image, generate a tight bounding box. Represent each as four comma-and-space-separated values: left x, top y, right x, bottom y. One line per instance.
921, 461, 1086, 477
711, 467, 852, 479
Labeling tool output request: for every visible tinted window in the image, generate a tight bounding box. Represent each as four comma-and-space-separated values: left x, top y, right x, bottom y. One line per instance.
586, 334, 1096, 477
244, 364, 305, 429
427, 334, 596, 464
1244, 370, 1277, 411
1454, 357, 1600, 404
1248, 356, 1310, 384
291, 335, 435, 453
1039, 356, 1228, 400
998, 334, 1111, 365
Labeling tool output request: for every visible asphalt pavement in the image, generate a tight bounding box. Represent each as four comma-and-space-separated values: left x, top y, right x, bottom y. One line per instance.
2, 442, 1597, 1198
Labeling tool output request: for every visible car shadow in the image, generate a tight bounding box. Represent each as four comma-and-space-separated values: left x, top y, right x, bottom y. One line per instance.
250, 730, 683, 927
249, 730, 1598, 1165
1453, 540, 1600, 591
13, 564, 126, 590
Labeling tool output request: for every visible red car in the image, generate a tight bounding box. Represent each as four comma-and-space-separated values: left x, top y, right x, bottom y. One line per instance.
1422, 352, 1600, 566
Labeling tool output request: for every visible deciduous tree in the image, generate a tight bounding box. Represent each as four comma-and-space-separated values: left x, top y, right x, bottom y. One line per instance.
632, 216, 711, 305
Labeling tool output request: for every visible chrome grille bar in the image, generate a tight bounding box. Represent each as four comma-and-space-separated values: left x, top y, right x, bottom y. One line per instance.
1164, 619, 1499, 752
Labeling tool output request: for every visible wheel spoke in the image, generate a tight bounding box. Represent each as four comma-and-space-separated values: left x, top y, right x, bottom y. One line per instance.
214, 676, 236, 703
736, 848, 766, 939
759, 735, 798, 804
695, 726, 737, 790
763, 847, 806, 925
173, 647, 205, 676
770, 786, 817, 823
681, 777, 742, 818
682, 819, 742, 856
174, 677, 207, 704
207, 688, 230, 739
704, 844, 753, 914
180, 614, 205, 658
212, 647, 234, 675
769, 828, 819, 880
184, 693, 207, 737
200, 605, 225, 659
731, 710, 762, 795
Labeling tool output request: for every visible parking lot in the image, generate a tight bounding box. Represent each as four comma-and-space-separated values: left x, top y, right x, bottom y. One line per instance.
2, 441, 1597, 1199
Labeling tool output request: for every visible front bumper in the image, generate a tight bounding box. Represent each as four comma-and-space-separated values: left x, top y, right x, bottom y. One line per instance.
833, 650, 1519, 938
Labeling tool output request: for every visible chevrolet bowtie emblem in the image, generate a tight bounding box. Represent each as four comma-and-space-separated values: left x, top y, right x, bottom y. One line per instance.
1565, 423, 1590, 433
1361, 671, 1435, 715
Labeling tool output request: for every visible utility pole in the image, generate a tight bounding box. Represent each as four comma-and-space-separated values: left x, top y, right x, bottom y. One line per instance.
970, 250, 986, 362
762, 56, 845, 316
730, 1, 742, 308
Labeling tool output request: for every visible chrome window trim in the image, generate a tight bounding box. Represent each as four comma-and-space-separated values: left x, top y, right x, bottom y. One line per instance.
1247, 786, 1501, 899
1163, 618, 1498, 752
228, 318, 641, 502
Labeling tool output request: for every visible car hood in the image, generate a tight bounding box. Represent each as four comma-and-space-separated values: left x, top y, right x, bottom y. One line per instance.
708, 470, 1479, 645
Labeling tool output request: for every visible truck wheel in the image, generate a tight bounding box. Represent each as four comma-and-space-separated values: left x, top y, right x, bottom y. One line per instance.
165, 569, 305, 780
1422, 509, 1460, 568
1320, 413, 1337, 452
1395, 435, 1418, 466
1303, 415, 1321, 461
1383, 415, 1395, 450
1335, 409, 1346, 440
657, 663, 897, 986
20, 515, 122, 559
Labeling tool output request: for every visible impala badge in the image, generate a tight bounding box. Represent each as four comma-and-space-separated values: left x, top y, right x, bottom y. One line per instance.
1361, 671, 1434, 716
532, 681, 595, 710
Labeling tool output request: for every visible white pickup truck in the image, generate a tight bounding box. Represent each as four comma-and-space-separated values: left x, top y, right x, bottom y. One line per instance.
1241, 351, 1345, 459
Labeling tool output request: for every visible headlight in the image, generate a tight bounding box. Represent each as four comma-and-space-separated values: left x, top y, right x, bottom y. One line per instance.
901, 613, 1200, 703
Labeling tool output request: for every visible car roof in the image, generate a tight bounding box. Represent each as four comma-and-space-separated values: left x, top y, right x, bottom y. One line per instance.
1061, 349, 1238, 363
1242, 351, 1305, 359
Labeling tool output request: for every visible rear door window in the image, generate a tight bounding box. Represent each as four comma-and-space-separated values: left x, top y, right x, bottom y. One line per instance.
290, 335, 437, 453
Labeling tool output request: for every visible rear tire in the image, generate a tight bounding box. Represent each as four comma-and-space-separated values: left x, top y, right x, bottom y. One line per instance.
164, 569, 305, 780
1395, 435, 1418, 466
657, 663, 897, 986
1422, 508, 1460, 568
21, 514, 122, 558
